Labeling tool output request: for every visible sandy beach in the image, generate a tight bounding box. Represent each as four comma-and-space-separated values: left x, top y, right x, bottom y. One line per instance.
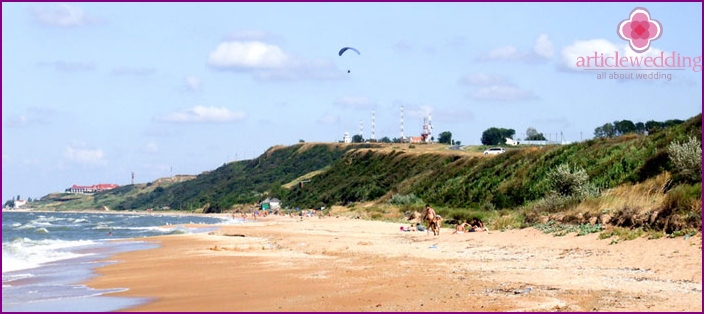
85, 214, 702, 312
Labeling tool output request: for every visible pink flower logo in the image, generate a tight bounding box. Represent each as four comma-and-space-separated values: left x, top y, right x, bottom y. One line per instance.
617, 7, 662, 53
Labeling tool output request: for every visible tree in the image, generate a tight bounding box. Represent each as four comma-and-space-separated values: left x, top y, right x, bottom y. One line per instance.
299, 139, 305, 143
525, 127, 547, 141
352, 134, 364, 143
481, 127, 515, 145
635, 122, 646, 134
438, 131, 452, 144
594, 123, 616, 138
645, 120, 663, 133
379, 136, 391, 143
614, 120, 636, 135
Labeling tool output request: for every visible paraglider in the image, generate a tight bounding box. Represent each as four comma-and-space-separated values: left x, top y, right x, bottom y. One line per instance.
338, 47, 360, 56
338, 47, 360, 73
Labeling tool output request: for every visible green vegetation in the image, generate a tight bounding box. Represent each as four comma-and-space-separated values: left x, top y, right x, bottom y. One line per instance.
667, 136, 702, 184
481, 127, 515, 145
31, 114, 701, 238
534, 220, 604, 236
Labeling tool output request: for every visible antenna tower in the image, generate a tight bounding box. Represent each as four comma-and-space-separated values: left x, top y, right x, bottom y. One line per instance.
371, 110, 376, 141
400, 106, 405, 142
359, 120, 364, 140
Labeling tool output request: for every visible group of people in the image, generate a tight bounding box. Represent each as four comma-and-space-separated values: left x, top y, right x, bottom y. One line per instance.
413, 204, 489, 235
452, 218, 488, 234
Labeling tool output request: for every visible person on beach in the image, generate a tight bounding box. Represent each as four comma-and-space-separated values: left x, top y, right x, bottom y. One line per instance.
452, 220, 468, 234
422, 204, 442, 236
422, 204, 436, 231
469, 218, 487, 232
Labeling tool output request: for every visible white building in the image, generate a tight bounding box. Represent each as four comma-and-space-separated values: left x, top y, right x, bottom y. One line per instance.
343, 131, 351, 143
14, 199, 27, 209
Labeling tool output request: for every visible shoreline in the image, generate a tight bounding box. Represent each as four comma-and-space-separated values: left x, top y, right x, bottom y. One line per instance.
84, 215, 702, 312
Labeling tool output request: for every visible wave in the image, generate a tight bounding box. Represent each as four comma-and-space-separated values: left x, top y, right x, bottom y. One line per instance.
2, 238, 97, 273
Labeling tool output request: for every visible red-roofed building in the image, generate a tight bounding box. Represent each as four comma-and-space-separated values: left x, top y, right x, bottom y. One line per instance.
66, 184, 119, 194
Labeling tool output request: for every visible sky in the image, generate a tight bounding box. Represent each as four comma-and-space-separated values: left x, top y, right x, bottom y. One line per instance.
2, 2, 702, 203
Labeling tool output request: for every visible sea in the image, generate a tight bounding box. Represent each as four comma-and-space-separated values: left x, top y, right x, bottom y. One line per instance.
2, 210, 240, 312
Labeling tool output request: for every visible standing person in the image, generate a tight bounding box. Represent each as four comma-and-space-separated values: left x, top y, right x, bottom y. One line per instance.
422, 204, 436, 234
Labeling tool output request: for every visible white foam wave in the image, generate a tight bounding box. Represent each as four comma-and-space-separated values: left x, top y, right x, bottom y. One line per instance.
2, 238, 97, 273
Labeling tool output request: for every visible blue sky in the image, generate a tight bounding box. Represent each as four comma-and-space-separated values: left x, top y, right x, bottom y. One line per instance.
2, 2, 702, 203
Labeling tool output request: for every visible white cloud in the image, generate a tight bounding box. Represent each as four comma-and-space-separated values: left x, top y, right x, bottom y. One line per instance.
157, 106, 247, 123
208, 41, 289, 69
479, 34, 554, 63
534, 34, 554, 59
460, 73, 537, 102
185, 76, 201, 91
64, 145, 106, 165
334, 97, 375, 110
472, 85, 538, 101
207, 40, 345, 81
459, 73, 508, 86
31, 3, 98, 27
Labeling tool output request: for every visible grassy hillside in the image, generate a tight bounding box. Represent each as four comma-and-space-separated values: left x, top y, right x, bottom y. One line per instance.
33, 114, 701, 235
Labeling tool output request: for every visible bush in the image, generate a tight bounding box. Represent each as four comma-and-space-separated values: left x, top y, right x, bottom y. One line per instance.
388, 193, 423, 205
545, 163, 598, 200
667, 136, 702, 183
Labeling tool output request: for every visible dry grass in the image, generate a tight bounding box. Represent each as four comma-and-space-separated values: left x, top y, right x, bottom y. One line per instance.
572, 172, 671, 216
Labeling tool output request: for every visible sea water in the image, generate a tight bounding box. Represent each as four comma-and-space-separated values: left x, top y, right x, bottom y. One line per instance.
2, 211, 240, 312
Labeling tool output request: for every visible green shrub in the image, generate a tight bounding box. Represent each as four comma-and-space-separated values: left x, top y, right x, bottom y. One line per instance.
545, 163, 598, 199
599, 227, 644, 243
533, 221, 603, 236
667, 136, 702, 183
388, 193, 423, 205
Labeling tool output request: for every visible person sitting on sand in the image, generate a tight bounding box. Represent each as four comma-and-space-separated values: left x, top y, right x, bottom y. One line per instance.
469, 218, 488, 232
415, 222, 426, 232
452, 220, 468, 234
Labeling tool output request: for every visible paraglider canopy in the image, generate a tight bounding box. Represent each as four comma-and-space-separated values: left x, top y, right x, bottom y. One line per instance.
338, 47, 360, 56
339, 47, 360, 73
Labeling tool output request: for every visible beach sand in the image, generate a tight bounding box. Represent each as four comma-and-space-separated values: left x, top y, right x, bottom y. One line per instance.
85, 214, 702, 312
